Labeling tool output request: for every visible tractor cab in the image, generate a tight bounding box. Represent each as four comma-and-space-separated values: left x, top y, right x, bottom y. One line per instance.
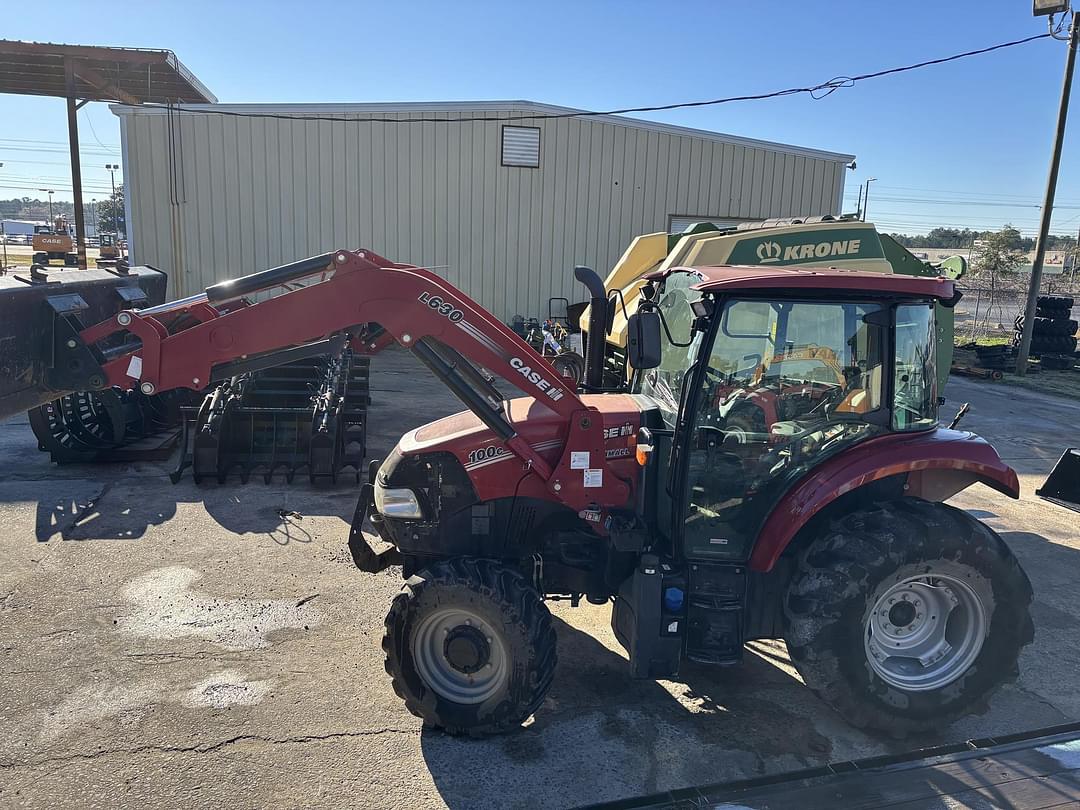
634, 265, 939, 565
605, 264, 1025, 688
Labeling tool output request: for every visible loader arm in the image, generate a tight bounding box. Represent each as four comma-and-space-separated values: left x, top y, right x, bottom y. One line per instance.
42, 249, 628, 516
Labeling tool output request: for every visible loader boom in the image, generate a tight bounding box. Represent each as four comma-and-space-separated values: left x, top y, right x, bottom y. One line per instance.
40, 249, 628, 517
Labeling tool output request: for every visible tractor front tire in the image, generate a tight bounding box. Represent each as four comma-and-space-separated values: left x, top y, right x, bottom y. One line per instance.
382, 557, 557, 736
784, 498, 1033, 736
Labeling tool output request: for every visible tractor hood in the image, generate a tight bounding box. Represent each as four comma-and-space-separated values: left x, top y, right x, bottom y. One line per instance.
394, 393, 645, 500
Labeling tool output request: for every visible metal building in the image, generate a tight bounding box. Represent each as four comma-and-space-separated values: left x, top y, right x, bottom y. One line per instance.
113, 100, 854, 318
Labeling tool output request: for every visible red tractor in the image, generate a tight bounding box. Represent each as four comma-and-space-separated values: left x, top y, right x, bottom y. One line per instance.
0, 250, 1033, 736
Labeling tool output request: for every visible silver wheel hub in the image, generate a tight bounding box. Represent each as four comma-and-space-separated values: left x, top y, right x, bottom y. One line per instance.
864, 574, 989, 692
411, 608, 509, 705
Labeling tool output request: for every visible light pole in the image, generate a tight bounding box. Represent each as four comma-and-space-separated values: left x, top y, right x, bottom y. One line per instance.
1016, 4, 1079, 375
104, 164, 120, 236
39, 189, 55, 224
862, 177, 878, 222
0, 162, 6, 270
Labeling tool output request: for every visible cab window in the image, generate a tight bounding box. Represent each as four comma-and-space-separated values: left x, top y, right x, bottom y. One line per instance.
893, 303, 938, 430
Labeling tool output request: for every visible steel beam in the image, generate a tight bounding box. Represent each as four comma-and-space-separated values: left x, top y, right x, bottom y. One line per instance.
64, 57, 88, 270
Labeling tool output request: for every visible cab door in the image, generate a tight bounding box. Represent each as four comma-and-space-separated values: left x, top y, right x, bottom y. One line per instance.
677, 298, 888, 562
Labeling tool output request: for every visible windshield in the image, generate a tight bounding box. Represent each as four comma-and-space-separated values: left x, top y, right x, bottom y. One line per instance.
635, 272, 704, 426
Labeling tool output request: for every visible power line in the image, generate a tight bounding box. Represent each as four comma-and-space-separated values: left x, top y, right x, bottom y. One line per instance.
0, 145, 121, 156
843, 190, 1080, 208
134, 32, 1053, 124
80, 109, 109, 150
0, 137, 120, 147
870, 183, 1075, 201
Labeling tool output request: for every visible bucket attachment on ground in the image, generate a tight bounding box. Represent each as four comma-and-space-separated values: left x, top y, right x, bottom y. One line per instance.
171, 347, 370, 485
1036, 448, 1080, 512
0, 265, 167, 417
28, 388, 201, 463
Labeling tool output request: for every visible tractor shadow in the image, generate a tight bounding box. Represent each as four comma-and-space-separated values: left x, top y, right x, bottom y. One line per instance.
418, 523, 1080, 809
417, 616, 839, 809
30, 464, 362, 544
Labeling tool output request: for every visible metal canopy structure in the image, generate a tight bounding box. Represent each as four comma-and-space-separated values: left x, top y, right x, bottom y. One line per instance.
0, 40, 215, 267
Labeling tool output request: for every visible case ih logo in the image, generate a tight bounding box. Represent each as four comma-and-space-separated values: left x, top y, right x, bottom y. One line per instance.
756, 241, 782, 263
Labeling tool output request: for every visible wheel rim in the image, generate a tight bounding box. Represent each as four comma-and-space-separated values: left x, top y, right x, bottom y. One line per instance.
411, 607, 509, 704
864, 574, 989, 692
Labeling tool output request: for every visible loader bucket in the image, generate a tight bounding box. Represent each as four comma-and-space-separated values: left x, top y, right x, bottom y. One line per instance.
1036, 448, 1080, 512
0, 265, 167, 419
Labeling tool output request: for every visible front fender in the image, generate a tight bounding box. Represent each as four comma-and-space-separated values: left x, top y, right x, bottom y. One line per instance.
748, 428, 1019, 572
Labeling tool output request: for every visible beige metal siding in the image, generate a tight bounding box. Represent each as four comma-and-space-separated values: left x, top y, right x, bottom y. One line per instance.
117, 103, 850, 319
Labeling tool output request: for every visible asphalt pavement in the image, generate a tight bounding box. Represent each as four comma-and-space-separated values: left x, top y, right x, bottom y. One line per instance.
1, 348, 1078, 809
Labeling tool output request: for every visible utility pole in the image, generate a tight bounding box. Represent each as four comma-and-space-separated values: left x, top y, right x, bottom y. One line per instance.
856, 184, 864, 219
1016, 10, 1080, 374
862, 177, 877, 222
0, 162, 6, 271
105, 164, 120, 236
38, 189, 55, 223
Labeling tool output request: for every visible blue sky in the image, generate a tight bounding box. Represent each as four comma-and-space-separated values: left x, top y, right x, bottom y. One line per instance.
3, 0, 1079, 236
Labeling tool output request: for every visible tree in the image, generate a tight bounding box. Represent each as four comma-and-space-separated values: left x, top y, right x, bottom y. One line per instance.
971, 225, 1027, 333
97, 185, 125, 236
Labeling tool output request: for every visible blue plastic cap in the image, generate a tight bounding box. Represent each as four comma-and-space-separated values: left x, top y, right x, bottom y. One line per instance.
663, 586, 685, 613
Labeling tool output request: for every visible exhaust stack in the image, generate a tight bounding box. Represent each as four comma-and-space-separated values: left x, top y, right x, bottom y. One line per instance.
574, 265, 608, 392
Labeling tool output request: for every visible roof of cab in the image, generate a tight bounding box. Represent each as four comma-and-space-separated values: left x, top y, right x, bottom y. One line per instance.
649, 264, 954, 300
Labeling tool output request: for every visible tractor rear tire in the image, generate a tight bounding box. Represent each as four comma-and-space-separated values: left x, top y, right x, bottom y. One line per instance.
783, 498, 1033, 736
382, 557, 557, 736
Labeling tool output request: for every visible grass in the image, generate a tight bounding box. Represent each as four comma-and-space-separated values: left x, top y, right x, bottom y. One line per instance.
1, 244, 107, 269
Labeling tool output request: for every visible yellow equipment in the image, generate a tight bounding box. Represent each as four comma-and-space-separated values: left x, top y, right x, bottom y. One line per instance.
97, 233, 128, 267
31, 216, 78, 267
582, 215, 963, 390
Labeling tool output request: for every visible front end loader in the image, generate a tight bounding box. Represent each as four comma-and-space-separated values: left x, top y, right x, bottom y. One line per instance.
0, 250, 1032, 739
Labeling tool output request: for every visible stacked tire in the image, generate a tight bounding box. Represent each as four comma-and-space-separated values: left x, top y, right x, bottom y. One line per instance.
1015, 296, 1077, 357
974, 343, 1011, 370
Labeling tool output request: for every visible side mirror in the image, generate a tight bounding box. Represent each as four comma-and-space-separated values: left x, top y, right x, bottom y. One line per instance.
627, 310, 662, 370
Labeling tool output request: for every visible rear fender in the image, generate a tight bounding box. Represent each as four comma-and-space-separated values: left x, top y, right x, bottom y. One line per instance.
748, 428, 1019, 572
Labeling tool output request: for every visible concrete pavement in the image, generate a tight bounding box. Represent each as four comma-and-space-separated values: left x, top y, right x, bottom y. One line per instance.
0, 351, 1078, 809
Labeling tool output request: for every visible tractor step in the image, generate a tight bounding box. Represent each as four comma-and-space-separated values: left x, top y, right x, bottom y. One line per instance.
171, 348, 370, 485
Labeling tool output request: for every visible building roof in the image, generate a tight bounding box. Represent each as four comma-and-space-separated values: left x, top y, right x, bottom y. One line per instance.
663, 265, 953, 299
0, 40, 215, 103
110, 99, 853, 163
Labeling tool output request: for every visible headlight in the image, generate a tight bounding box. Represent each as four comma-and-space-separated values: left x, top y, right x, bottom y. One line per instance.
374, 484, 424, 519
